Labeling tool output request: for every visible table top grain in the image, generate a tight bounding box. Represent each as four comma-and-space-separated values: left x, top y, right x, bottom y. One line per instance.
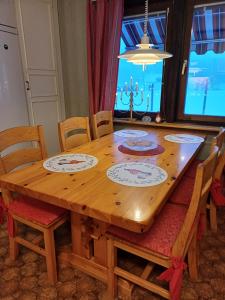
0, 128, 205, 232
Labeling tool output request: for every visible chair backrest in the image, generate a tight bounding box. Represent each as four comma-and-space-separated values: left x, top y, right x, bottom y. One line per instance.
212, 127, 225, 153
92, 110, 113, 139
172, 145, 218, 257
0, 125, 47, 175
211, 127, 225, 181
58, 117, 91, 151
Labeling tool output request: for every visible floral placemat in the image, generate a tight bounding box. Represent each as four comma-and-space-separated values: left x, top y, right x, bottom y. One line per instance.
43, 154, 98, 173
164, 134, 204, 144
107, 162, 168, 187
114, 129, 148, 138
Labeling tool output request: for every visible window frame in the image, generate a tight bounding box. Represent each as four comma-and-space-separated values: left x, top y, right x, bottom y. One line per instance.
120, 0, 225, 124
177, 0, 225, 123
115, 1, 173, 119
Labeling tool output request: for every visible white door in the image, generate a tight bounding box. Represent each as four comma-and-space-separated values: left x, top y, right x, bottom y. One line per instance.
15, 0, 65, 155
0, 29, 29, 131
0, 0, 17, 27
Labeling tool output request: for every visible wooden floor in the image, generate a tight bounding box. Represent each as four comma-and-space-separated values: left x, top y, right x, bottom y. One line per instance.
1, 209, 225, 300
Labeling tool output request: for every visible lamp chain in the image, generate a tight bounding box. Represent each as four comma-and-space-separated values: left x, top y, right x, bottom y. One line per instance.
144, 0, 148, 36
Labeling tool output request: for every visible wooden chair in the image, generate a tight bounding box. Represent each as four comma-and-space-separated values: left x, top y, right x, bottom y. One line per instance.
170, 129, 225, 233
185, 127, 225, 179
58, 117, 91, 151
0, 125, 68, 284
92, 110, 113, 139
106, 146, 218, 300
209, 146, 225, 232
170, 128, 225, 204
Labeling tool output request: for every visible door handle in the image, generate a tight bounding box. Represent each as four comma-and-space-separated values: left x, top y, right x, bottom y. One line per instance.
182, 60, 188, 75
25, 80, 30, 91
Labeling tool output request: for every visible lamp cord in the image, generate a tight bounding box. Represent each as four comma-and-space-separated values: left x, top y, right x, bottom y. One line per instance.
144, 0, 148, 36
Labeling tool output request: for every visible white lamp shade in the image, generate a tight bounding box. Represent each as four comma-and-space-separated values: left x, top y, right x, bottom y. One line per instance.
118, 44, 172, 60
118, 34, 173, 64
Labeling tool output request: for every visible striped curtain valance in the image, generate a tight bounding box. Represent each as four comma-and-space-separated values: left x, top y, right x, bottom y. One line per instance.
122, 4, 225, 55
121, 13, 166, 50
192, 5, 225, 55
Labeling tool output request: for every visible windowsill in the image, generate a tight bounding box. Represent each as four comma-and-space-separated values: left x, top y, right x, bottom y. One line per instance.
113, 118, 221, 133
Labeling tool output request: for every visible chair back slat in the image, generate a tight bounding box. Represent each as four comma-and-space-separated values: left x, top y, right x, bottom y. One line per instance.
213, 127, 225, 153
2, 148, 43, 173
65, 134, 90, 149
58, 117, 91, 151
214, 151, 225, 181
92, 111, 113, 139
0, 126, 44, 152
172, 146, 218, 257
0, 125, 47, 174
211, 128, 225, 181
202, 148, 218, 187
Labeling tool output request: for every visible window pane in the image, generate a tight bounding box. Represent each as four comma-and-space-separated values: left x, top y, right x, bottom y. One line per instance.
184, 4, 225, 117
115, 13, 167, 113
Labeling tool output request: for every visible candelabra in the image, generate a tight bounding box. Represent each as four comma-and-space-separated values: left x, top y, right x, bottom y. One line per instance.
115, 76, 153, 121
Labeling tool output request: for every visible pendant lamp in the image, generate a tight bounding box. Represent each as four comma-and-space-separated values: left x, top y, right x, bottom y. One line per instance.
118, 0, 172, 65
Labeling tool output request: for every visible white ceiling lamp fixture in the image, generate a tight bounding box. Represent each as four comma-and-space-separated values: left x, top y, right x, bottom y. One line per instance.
118, 0, 173, 68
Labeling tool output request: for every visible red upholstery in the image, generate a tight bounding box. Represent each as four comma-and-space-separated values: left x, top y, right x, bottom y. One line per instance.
0, 195, 5, 224
185, 159, 202, 179
211, 179, 225, 206
108, 203, 187, 257
9, 195, 67, 226
169, 176, 194, 206
157, 257, 187, 300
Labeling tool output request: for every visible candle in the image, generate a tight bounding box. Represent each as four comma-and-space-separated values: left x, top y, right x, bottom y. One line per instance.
135, 82, 138, 92
141, 88, 144, 100
125, 82, 128, 92
120, 88, 123, 100
130, 76, 133, 87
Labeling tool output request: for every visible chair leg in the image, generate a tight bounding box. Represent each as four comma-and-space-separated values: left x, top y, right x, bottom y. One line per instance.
107, 239, 118, 300
44, 228, 57, 284
210, 198, 217, 232
188, 232, 199, 282
9, 219, 19, 260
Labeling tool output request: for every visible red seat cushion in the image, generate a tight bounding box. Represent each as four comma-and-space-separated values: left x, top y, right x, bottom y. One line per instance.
185, 159, 202, 179
169, 176, 194, 206
108, 203, 187, 257
9, 195, 67, 226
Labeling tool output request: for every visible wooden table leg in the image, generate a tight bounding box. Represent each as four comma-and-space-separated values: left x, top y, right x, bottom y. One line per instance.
71, 212, 84, 256
71, 213, 108, 265
63, 213, 132, 297
93, 220, 108, 266
71, 212, 92, 259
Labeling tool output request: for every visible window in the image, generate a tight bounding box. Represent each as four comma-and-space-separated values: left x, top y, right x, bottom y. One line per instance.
179, 2, 225, 121
115, 12, 167, 117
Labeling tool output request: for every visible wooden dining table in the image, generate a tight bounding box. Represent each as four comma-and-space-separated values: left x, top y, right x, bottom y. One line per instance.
0, 127, 205, 285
